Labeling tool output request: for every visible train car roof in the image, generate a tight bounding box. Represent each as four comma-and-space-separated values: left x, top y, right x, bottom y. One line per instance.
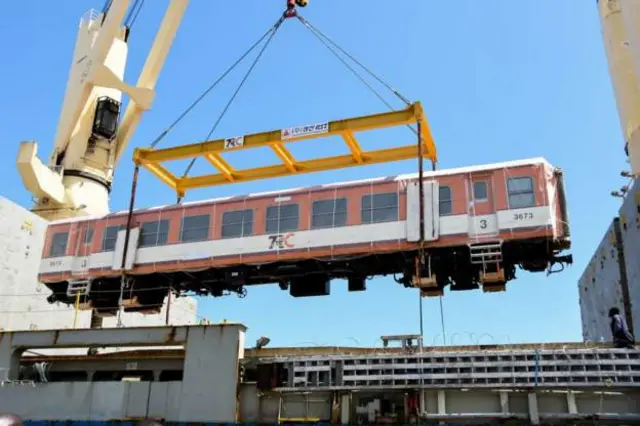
50, 156, 553, 225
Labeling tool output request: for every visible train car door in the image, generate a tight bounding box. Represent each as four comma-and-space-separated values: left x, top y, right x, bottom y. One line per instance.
406, 179, 440, 242
71, 223, 92, 276
467, 174, 499, 238
111, 226, 140, 270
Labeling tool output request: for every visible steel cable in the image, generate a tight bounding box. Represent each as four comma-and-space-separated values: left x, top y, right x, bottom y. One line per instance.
124, 0, 145, 30
296, 16, 395, 112
297, 15, 411, 106
179, 16, 286, 182
148, 19, 283, 149
296, 16, 418, 135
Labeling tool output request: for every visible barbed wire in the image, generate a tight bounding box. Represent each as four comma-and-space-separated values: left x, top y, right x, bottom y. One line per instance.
287, 333, 617, 355
1, 293, 620, 349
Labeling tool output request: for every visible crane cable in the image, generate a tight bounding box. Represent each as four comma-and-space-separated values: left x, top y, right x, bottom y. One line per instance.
147, 18, 284, 150
295, 16, 418, 136
100, 0, 144, 31
177, 16, 287, 189
101, 0, 113, 15
145, 9, 417, 202
124, 0, 145, 30
296, 15, 411, 107
174, 12, 416, 201
116, 15, 284, 305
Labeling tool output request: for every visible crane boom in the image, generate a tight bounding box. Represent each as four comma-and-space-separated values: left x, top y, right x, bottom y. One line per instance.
16, 0, 189, 221
115, 0, 189, 163
597, 0, 640, 176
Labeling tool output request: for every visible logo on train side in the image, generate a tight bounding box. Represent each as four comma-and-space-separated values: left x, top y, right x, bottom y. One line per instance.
268, 233, 295, 249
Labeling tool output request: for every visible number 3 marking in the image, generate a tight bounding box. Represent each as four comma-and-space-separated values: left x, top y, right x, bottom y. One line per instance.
480, 219, 487, 229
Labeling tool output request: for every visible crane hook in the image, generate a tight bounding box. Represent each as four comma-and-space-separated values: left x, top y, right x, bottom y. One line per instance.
285, 0, 308, 18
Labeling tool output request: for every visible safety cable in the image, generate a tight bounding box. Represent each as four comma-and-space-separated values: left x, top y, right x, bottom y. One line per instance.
148, 19, 283, 149
297, 15, 411, 106
179, 16, 286, 182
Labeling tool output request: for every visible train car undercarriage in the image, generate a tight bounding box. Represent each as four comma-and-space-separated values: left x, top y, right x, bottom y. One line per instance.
44, 237, 572, 316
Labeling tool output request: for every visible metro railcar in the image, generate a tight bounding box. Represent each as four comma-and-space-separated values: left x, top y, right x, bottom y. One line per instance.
39, 157, 572, 315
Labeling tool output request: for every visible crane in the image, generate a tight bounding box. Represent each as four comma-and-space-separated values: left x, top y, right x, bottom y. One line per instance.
16, 0, 190, 221
15, 0, 312, 222
598, 0, 640, 177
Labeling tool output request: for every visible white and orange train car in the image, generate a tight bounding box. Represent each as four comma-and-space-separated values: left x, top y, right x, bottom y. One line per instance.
39, 157, 572, 314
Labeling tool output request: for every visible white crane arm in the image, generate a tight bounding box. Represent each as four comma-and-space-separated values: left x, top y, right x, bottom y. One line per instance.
17, 0, 191, 220
52, 0, 132, 158
114, 0, 190, 164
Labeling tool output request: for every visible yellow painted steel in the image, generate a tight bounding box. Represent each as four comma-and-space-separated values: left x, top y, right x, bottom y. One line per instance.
73, 292, 81, 329
133, 102, 437, 196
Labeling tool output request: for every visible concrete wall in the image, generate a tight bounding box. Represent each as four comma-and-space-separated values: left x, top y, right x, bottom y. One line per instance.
0, 195, 66, 332
236, 384, 640, 424
0, 196, 199, 354
0, 325, 246, 423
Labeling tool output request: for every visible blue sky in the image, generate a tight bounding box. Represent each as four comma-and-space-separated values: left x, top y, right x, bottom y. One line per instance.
0, 1, 630, 347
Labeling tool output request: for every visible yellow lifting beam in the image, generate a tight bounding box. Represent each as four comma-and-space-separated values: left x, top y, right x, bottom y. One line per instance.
133, 101, 437, 197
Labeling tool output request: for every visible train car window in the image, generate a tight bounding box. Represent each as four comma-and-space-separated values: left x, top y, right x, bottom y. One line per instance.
439, 186, 452, 215
180, 214, 211, 242
139, 220, 170, 247
266, 204, 299, 233
312, 198, 347, 229
102, 224, 126, 251
361, 193, 398, 224
507, 176, 535, 208
473, 181, 488, 201
50, 231, 69, 257
222, 209, 254, 238
84, 228, 94, 245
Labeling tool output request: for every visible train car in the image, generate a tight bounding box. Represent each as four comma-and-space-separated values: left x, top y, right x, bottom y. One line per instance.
38, 157, 572, 314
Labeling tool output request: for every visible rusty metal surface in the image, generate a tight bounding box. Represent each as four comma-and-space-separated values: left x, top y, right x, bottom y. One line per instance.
18, 340, 619, 364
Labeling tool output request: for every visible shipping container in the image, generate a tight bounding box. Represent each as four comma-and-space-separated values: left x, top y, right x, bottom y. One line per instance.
578, 217, 630, 342
618, 176, 640, 337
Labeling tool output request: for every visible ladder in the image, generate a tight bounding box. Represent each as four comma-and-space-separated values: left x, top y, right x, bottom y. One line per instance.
66, 279, 91, 298
469, 241, 506, 292
66, 279, 93, 327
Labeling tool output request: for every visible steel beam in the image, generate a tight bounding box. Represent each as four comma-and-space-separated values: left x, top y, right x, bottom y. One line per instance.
132, 102, 437, 197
